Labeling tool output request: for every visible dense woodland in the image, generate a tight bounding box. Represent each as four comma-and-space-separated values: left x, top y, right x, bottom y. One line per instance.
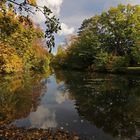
1, 2, 140, 74
0, 0, 58, 74
1, 1, 140, 140
52, 4, 140, 73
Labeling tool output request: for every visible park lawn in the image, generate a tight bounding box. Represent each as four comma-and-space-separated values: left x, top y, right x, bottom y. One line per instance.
125, 67, 140, 74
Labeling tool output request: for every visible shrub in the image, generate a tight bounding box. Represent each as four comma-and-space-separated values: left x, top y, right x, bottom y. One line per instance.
130, 46, 140, 66
108, 56, 130, 72
95, 54, 130, 72
94, 52, 109, 71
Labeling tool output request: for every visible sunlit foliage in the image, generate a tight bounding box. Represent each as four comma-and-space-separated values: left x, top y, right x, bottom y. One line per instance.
52, 4, 140, 71
1, 0, 60, 52
0, 43, 23, 73
0, 73, 48, 125
0, 4, 52, 73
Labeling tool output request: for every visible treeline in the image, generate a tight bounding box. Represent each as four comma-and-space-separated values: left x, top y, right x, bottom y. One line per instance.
0, 3, 52, 74
52, 4, 140, 72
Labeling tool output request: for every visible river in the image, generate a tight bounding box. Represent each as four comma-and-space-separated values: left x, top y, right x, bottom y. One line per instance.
0, 70, 140, 140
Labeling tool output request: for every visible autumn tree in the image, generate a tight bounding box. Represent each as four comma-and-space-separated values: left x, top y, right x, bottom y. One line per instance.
1, 0, 61, 52
0, 1, 55, 73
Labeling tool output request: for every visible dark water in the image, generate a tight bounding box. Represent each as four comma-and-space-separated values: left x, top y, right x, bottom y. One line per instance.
0, 70, 140, 140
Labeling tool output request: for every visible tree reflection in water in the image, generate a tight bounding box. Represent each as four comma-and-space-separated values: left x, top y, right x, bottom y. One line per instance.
1, 69, 140, 139
0, 72, 50, 125
54, 70, 140, 139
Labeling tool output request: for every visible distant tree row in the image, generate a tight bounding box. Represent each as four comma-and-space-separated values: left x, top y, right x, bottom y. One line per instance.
52, 4, 140, 72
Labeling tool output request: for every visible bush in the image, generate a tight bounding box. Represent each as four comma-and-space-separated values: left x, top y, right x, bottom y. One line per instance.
94, 54, 130, 72
94, 52, 109, 71
108, 56, 130, 72
130, 47, 140, 66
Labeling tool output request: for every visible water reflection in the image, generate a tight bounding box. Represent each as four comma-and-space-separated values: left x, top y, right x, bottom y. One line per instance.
13, 75, 74, 130
30, 105, 57, 129
54, 71, 140, 139
0, 70, 140, 140
0, 72, 50, 125
14, 105, 58, 129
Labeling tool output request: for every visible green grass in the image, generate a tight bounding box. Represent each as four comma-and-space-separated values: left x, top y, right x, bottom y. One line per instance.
123, 67, 140, 74
126, 67, 140, 70
107, 67, 140, 74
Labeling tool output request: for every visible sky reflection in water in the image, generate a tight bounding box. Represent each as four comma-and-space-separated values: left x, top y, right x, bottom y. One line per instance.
10, 72, 140, 140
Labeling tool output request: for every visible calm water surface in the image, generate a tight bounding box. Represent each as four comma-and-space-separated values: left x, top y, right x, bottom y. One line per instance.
0, 70, 140, 140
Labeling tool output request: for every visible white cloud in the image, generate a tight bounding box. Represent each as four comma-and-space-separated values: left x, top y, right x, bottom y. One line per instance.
32, 0, 63, 23
37, 0, 63, 16
58, 23, 75, 35
32, 0, 75, 37
29, 105, 57, 129
47, 0, 63, 15
32, 11, 45, 24
55, 90, 70, 104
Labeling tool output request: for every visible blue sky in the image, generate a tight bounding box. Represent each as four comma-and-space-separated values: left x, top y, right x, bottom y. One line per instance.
35, 0, 140, 54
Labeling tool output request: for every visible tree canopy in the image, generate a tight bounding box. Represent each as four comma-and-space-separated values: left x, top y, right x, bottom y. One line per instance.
52, 4, 140, 72
0, 1, 53, 73
1, 0, 61, 52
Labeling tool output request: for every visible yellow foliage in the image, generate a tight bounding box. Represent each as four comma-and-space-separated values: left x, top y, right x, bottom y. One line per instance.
1, 7, 50, 73
27, 0, 37, 6
0, 42, 23, 73
32, 40, 47, 59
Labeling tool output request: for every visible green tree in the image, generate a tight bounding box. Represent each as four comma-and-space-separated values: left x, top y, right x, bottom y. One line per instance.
53, 4, 140, 70
51, 45, 68, 68
98, 5, 140, 58
79, 4, 140, 65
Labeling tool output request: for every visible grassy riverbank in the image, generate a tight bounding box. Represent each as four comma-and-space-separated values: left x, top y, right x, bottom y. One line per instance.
93, 67, 140, 74
125, 67, 140, 74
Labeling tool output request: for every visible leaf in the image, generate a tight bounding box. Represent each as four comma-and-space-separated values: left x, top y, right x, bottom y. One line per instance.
27, 0, 36, 6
